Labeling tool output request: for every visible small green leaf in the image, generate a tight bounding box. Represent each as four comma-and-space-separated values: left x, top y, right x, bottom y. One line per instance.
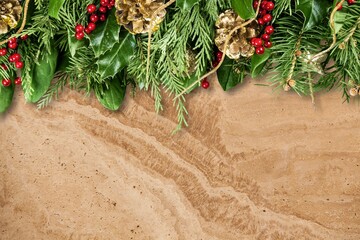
251, 49, 271, 78
95, 74, 126, 111
296, 0, 331, 30
48, 0, 65, 20
231, 0, 256, 20
26, 45, 59, 103
334, 11, 347, 33
217, 57, 245, 91
68, 29, 86, 57
176, 0, 200, 10
90, 9, 120, 57
0, 72, 15, 113
97, 31, 136, 79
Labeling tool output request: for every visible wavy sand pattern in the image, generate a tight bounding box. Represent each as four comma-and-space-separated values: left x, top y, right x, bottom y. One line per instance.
1, 76, 359, 239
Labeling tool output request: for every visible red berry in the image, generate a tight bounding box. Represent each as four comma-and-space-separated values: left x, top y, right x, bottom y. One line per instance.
99, 14, 107, 22
9, 37, 17, 44
99, 6, 107, 13
265, 25, 274, 35
0, 48, 7, 56
15, 61, 24, 69
347, 0, 356, 5
87, 22, 96, 31
263, 14, 272, 23
14, 77, 22, 85
251, 38, 263, 47
75, 31, 85, 40
262, 33, 270, 41
212, 60, 219, 68
10, 53, 21, 62
75, 24, 84, 33
1, 64, 8, 70
265, 1, 275, 11
216, 51, 223, 62
90, 14, 99, 23
2, 79, 11, 87
8, 42, 17, 49
201, 78, 210, 89
253, 0, 259, 9
256, 46, 265, 55
260, 9, 267, 16
337, 3, 343, 10
264, 41, 272, 48
84, 27, 92, 34
87, 4, 97, 14
20, 34, 28, 40
258, 18, 265, 25
109, 0, 115, 6
261, 1, 268, 9
101, 0, 109, 6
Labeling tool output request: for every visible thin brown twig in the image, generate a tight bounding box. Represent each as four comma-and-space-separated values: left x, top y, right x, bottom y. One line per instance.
174, 1, 263, 100
0, 0, 31, 46
146, 0, 176, 83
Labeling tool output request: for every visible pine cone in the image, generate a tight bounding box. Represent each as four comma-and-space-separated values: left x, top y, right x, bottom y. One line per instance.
0, 0, 22, 35
115, 0, 166, 34
215, 10, 259, 59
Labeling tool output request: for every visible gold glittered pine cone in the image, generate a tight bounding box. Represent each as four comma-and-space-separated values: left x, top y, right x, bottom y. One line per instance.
215, 10, 259, 59
115, 0, 166, 35
0, 0, 22, 35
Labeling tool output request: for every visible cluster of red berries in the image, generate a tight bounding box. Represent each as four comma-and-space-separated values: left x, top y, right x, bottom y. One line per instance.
202, 50, 223, 89
0, 35, 28, 87
250, 0, 275, 55
75, 0, 115, 40
337, 0, 356, 10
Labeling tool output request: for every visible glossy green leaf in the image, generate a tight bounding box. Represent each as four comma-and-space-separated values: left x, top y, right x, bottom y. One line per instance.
90, 9, 120, 57
97, 31, 136, 79
176, 0, 200, 10
27, 46, 59, 103
95, 74, 126, 111
48, 0, 65, 19
231, 0, 256, 20
0, 72, 15, 113
217, 57, 245, 91
296, 0, 331, 30
251, 49, 271, 78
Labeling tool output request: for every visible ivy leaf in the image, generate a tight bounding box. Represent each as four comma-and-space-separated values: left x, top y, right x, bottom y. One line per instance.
26, 46, 59, 103
90, 8, 120, 57
95, 73, 126, 111
231, 0, 256, 20
251, 49, 271, 78
0, 73, 15, 113
176, 0, 200, 10
296, 0, 331, 30
48, 0, 65, 20
217, 57, 245, 91
97, 31, 136, 79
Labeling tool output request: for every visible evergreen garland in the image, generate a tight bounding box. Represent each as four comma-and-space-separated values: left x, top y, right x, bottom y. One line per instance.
0, 0, 359, 131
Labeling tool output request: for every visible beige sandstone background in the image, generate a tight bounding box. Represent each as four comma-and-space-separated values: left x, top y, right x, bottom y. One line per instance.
0, 75, 359, 239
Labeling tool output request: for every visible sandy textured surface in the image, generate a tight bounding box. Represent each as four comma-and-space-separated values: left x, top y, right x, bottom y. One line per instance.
1, 76, 360, 240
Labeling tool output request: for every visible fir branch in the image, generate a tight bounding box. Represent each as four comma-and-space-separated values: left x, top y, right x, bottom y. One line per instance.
37, 74, 68, 109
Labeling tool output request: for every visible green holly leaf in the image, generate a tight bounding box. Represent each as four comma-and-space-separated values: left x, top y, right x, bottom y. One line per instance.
250, 49, 271, 78
0, 72, 15, 113
217, 57, 246, 91
48, 0, 65, 19
95, 73, 127, 111
90, 9, 120, 57
26, 46, 59, 103
176, 0, 200, 10
296, 0, 331, 30
231, 0, 256, 20
97, 31, 136, 79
